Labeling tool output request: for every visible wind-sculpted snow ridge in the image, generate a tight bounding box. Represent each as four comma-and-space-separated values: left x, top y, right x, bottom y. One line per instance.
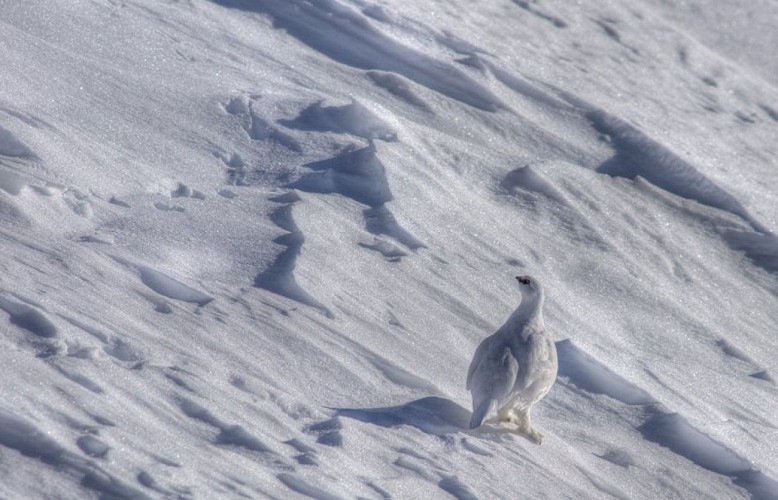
366, 71, 433, 112
556, 340, 778, 500
291, 144, 391, 207
498, 78, 763, 234
639, 413, 778, 500
289, 144, 424, 251
222, 92, 423, 257
211, 0, 504, 111
2, 0, 778, 497
582, 108, 778, 274
280, 100, 397, 142
500, 165, 567, 204
501, 77, 778, 275
555, 339, 655, 405
586, 109, 762, 231
254, 192, 334, 317
722, 231, 778, 274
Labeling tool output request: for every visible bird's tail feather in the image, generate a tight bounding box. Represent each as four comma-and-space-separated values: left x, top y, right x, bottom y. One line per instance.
470, 400, 493, 429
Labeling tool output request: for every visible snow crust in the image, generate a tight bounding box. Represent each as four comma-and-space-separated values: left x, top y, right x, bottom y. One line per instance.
1, 0, 778, 498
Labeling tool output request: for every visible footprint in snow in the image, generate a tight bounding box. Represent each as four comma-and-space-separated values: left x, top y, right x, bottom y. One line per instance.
60, 315, 144, 367
224, 94, 302, 152
0, 295, 58, 338
304, 417, 343, 447
114, 259, 213, 307
179, 398, 289, 469
284, 438, 319, 466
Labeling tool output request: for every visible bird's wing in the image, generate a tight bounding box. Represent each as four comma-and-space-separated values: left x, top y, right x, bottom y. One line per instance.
466, 337, 492, 391
471, 346, 519, 406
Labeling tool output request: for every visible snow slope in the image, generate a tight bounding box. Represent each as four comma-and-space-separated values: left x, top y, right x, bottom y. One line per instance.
1, 0, 777, 498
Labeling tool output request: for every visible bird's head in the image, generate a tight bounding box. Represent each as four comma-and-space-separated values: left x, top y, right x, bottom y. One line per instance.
515, 275, 541, 295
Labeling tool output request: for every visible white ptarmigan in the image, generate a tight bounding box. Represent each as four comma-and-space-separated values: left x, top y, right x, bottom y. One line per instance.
466, 275, 558, 443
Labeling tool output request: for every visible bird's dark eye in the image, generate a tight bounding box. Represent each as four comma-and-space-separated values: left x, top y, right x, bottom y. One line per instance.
519, 277, 530, 285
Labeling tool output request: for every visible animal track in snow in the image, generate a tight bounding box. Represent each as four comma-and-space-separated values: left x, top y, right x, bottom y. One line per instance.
0, 168, 28, 195
596, 448, 635, 468
304, 417, 343, 448
759, 104, 778, 123
61, 315, 144, 365
53, 362, 104, 394
750, 370, 775, 383
438, 475, 479, 500
224, 95, 301, 152
512, 0, 568, 29
594, 18, 641, 56
217, 152, 249, 186
109, 196, 131, 208
114, 259, 213, 307
76, 435, 110, 458
153, 201, 185, 212
716, 339, 774, 384
391, 447, 480, 499
0, 295, 58, 338
179, 399, 280, 456
284, 438, 319, 466
276, 472, 342, 500
139, 266, 212, 306
0, 124, 36, 158
170, 182, 206, 200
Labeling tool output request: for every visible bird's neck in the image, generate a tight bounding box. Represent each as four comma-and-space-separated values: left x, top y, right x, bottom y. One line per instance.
501, 293, 544, 338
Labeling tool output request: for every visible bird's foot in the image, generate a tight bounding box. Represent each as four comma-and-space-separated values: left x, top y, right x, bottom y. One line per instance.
521, 428, 543, 445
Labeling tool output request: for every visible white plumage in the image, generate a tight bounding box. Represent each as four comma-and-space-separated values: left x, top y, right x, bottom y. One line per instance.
466, 275, 558, 443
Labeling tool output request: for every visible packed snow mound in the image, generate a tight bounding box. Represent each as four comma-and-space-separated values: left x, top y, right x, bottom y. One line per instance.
1, 0, 778, 498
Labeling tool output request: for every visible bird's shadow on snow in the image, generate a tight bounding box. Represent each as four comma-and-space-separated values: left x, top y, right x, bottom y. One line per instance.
334, 396, 471, 436
334, 397, 542, 442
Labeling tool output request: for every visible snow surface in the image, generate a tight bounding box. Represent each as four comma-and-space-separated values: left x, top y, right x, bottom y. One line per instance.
1, 0, 778, 498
